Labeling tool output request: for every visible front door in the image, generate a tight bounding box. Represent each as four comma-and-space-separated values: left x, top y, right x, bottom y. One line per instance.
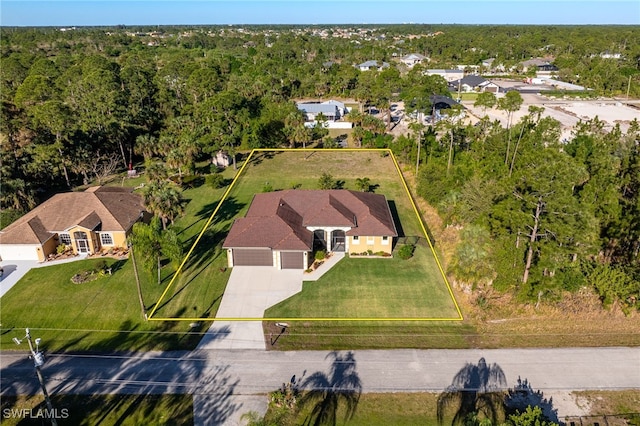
331, 230, 346, 252
76, 239, 89, 253
74, 231, 90, 254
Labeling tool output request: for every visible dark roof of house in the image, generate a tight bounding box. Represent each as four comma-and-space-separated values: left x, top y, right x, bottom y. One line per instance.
0, 186, 146, 245
450, 75, 487, 87
429, 95, 459, 109
223, 190, 398, 250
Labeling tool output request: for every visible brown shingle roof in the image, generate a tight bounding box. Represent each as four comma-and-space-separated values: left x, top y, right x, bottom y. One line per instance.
223, 190, 397, 250
0, 186, 146, 245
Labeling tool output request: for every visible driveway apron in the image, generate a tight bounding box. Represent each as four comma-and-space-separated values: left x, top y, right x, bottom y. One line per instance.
197, 267, 303, 350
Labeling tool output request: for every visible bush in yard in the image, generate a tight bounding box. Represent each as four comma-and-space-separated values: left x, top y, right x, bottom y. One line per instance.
56, 244, 67, 255
206, 173, 226, 189
315, 250, 326, 260
397, 244, 415, 260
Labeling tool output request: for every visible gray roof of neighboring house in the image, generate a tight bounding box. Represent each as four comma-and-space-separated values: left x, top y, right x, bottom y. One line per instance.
0, 186, 146, 245
401, 53, 427, 61
450, 75, 488, 87
358, 60, 390, 69
521, 58, 554, 67
297, 103, 339, 115
223, 190, 398, 250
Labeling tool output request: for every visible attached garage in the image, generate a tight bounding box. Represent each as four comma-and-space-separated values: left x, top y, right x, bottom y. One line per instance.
280, 251, 305, 269
0, 244, 41, 261
231, 249, 273, 266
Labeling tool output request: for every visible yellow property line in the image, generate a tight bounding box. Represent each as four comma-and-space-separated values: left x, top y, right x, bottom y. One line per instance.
148, 148, 463, 322
147, 149, 258, 319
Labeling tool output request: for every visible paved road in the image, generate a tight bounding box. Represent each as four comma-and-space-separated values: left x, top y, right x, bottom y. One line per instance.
2, 347, 639, 423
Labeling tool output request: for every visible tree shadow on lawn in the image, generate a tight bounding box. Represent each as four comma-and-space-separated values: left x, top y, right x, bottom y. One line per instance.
437, 358, 559, 425
1, 322, 239, 424
195, 196, 245, 223
245, 150, 282, 167
283, 351, 363, 426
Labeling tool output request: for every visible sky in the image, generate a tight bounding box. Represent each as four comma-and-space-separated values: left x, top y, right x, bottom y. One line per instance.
1, 0, 639, 27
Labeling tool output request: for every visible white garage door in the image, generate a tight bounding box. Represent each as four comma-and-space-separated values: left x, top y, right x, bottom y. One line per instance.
0, 244, 40, 261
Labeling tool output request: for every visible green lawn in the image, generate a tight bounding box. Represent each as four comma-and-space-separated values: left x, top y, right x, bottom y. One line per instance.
263, 393, 440, 426
0, 166, 237, 351
0, 149, 460, 351
266, 246, 459, 319
0, 258, 215, 351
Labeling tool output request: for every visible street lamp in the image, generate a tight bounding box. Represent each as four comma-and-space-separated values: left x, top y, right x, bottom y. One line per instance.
13, 328, 58, 426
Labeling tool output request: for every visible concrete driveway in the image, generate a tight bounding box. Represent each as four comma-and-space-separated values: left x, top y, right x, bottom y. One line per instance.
197, 267, 303, 350
0, 260, 39, 298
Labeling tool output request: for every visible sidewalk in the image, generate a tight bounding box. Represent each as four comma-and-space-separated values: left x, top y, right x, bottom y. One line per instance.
304, 252, 345, 281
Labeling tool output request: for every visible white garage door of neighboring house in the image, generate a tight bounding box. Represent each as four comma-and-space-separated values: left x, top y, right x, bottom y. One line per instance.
0, 244, 40, 261
281, 251, 305, 269
232, 249, 273, 266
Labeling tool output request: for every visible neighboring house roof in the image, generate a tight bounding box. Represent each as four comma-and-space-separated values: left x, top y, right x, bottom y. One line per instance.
400, 53, 428, 64
358, 60, 390, 69
223, 190, 398, 251
430, 95, 460, 110
297, 103, 339, 116
452, 75, 487, 87
321, 100, 346, 110
427, 69, 463, 74
0, 186, 146, 245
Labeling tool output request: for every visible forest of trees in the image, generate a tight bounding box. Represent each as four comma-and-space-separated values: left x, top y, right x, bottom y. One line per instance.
1, 24, 638, 310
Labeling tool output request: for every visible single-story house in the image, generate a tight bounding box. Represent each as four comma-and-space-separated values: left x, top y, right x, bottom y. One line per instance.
296, 100, 349, 122
0, 186, 148, 261
430, 95, 460, 111
399, 53, 429, 68
424, 69, 464, 82
520, 58, 558, 73
449, 75, 500, 93
223, 189, 398, 269
357, 60, 390, 71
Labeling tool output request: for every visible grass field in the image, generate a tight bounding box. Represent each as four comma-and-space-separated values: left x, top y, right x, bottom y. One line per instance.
265, 248, 458, 319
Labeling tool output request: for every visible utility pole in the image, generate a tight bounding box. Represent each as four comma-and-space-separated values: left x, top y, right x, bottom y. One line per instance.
14, 329, 58, 426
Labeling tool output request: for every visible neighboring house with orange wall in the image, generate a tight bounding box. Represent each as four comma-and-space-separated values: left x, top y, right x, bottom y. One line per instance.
0, 186, 148, 261
223, 189, 398, 270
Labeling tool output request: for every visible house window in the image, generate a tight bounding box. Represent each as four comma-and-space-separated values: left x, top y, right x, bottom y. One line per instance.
367, 237, 374, 245
100, 233, 114, 246
382, 236, 389, 245
59, 233, 72, 246
352, 236, 360, 244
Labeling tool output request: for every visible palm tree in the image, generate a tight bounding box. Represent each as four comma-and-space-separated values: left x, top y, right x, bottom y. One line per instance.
134, 134, 158, 163
142, 180, 185, 230
129, 217, 182, 286
437, 358, 507, 426
145, 160, 169, 184
299, 351, 362, 426
355, 177, 371, 192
